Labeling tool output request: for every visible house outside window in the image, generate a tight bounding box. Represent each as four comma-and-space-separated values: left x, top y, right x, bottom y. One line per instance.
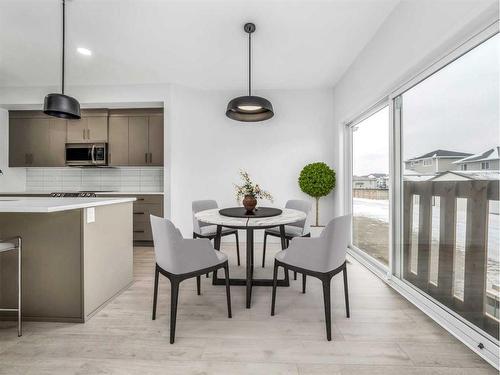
423, 159, 432, 166
481, 162, 490, 170
461, 164, 467, 171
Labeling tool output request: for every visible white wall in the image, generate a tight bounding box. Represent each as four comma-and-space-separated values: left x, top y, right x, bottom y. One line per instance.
168, 85, 335, 237
331, 0, 499, 216
0, 84, 335, 236
0, 109, 26, 191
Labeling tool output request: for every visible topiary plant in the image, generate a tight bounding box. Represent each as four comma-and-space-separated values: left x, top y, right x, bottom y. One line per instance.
298, 162, 336, 226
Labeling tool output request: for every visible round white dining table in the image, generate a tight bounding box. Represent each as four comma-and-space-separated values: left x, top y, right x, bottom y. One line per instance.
195, 207, 306, 308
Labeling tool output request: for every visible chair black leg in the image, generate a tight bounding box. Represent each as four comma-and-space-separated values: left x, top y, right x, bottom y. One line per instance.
206, 273, 210, 278
223, 263, 232, 318
322, 277, 332, 341
196, 275, 201, 295
294, 271, 297, 280
169, 278, 180, 344
302, 273, 306, 294
262, 232, 267, 268
343, 266, 350, 318
271, 261, 279, 316
234, 231, 241, 266
152, 265, 159, 320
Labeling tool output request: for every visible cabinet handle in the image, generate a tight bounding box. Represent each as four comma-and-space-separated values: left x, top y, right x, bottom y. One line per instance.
145, 153, 148, 163
83, 129, 86, 139
137, 198, 145, 201
133, 230, 145, 233
87, 129, 90, 139
149, 153, 152, 163
134, 212, 145, 215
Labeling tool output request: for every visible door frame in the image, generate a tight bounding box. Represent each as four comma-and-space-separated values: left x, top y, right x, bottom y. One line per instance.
344, 99, 392, 278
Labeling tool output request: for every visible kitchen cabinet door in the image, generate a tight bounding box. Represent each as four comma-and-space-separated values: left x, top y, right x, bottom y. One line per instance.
9, 118, 30, 166
87, 116, 108, 142
27, 118, 51, 166
128, 116, 149, 166
9, 117, 60, 167
108, 116, 129, 166
66, 118, 87, 143
148, 115, 164, 166
47, 118, 67, 166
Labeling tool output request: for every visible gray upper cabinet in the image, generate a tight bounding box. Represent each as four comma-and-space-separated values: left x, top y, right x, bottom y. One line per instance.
108, 116, 129, 166
66, 117, 87, 143
148, 115, 164, 166
9, 108, 162, 167
108, 109, 164, 167
9, 117, 31, 167
128, 116, 149, 165
67, 110, 108, 143
9, 112, 67, 167
47, 118, 67, 166
86, 116, 108, 142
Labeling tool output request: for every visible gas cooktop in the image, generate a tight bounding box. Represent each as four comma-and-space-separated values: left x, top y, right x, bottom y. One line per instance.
50, 192, 97, 198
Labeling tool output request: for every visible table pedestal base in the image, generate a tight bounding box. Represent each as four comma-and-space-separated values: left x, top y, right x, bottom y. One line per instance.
212, 225, 289, 308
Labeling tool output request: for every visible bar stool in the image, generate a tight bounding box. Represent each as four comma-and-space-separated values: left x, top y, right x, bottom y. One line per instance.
0, 237, 22, 337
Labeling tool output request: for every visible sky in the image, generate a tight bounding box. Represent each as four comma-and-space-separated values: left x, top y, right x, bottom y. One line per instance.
352, 106, 389, 176
352, 33, 499, 176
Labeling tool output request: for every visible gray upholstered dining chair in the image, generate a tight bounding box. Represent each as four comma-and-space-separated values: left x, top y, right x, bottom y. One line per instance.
271, 215, 351, 341
192, 200, 240, 266
262, 199, 312, 273
150, 215, 232, 344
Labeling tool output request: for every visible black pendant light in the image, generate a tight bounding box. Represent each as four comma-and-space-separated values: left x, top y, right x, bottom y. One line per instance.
43, 0, 81, 119
226, 23, 274, 122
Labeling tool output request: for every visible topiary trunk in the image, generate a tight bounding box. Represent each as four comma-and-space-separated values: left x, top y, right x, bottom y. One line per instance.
315, 197, 320, 226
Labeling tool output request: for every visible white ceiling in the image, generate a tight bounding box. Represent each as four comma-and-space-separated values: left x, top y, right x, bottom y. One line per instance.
0, 0, 399, 90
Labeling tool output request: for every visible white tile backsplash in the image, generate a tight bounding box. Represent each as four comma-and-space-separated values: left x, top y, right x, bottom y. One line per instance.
26, 167, 163, 192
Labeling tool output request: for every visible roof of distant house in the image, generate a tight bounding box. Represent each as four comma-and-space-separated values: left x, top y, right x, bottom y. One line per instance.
430, 170, 500, 181
353, 173, 388, 180
453, 146, 500, 164
406, 149, 472, 162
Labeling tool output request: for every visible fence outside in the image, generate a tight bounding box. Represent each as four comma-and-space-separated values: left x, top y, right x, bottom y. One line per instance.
403, 179, 499, 340
353, 188, 389, 200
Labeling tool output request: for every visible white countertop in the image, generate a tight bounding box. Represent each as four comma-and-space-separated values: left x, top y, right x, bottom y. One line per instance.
0, 197, 136, 213
0, 191, 164, 196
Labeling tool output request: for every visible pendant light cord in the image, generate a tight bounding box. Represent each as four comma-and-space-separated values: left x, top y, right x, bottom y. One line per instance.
248, 32, 251, 96
61, 0, 65, 94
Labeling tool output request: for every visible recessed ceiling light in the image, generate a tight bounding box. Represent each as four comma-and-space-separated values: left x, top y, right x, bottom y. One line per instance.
77, 47, 92, 56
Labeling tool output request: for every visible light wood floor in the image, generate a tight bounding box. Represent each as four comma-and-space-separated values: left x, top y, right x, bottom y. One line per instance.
0, 243, 496, 374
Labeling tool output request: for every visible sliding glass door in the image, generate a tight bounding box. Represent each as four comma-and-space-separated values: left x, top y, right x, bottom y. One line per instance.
351, 106, 390, 267
398, 33, 499, 340
347, 30, 499, 356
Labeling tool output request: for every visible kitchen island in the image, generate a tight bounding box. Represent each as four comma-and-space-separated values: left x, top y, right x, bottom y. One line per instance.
0, 197, 135, 322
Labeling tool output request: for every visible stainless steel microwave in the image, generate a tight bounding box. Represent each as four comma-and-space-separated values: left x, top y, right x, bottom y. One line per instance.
65, 143, 108, 166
